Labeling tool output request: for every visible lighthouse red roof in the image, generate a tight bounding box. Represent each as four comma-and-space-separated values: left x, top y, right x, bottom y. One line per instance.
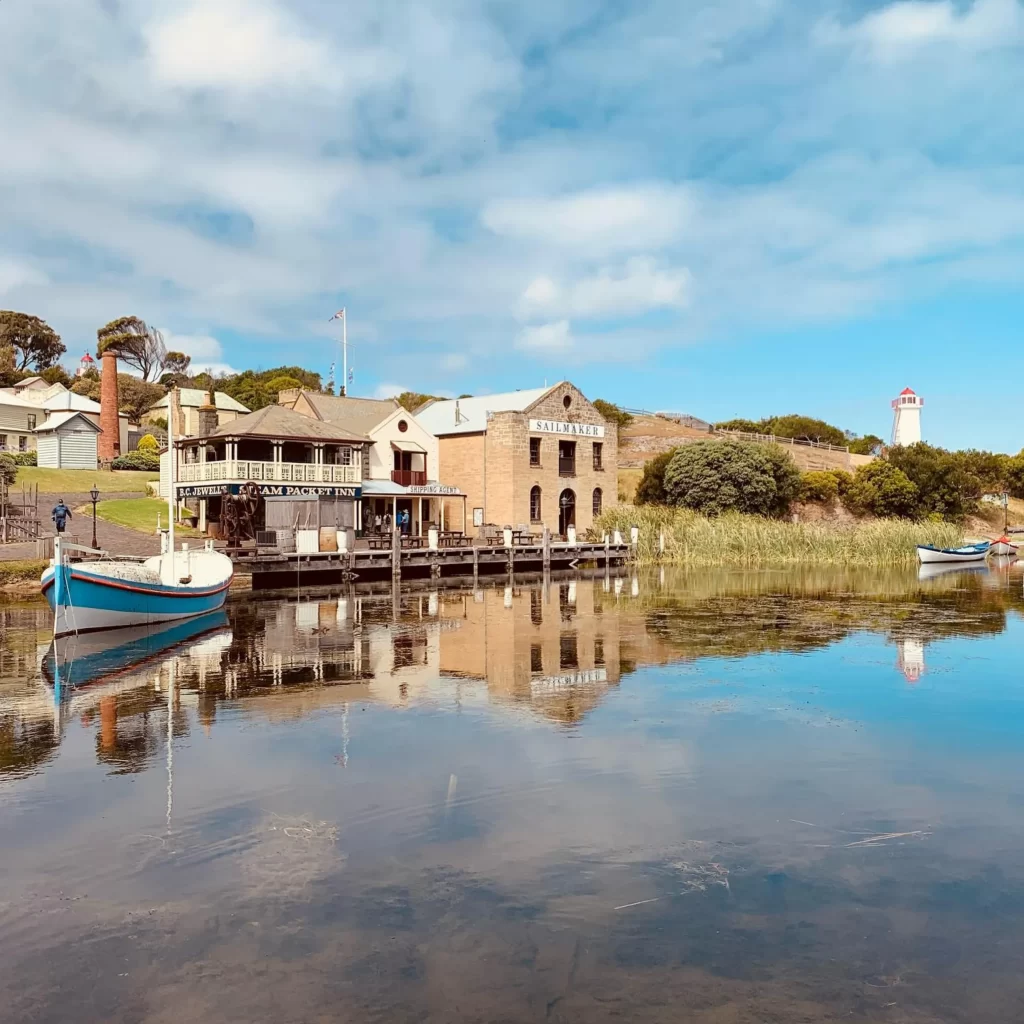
81, 352, 94, 362
899, 387, 915, 396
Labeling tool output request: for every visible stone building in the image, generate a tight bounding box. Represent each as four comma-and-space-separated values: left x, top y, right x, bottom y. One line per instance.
415, 382, 617, 536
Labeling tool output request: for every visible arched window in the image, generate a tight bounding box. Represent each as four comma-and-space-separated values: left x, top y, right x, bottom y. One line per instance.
592, 487, 603, 517
530, 485, 542, 522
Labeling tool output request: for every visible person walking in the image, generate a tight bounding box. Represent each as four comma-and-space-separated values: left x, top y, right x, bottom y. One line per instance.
51, 498, 72, 535
374, 511, 382, 534
383, 511, 392, 533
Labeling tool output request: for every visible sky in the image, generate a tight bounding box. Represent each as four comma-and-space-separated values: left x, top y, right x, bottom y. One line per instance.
1, 0, 1023, 451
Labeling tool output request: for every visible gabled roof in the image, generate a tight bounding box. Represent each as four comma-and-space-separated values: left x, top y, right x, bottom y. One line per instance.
414, 385, 558, 436
41, 390, 102, 413
0, 389, 44, 410
294, 392, 400, 434
899, 387, 916, 396
192, 404, 368, 444
35, 411, 102, 433
149, 389, 250, 412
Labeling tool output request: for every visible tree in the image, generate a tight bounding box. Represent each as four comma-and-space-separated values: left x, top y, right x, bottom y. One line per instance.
0, 454, 16, 487
799, 470, 840, 504
264, 375, 304, 398
117, 375, 166, 423
635, 448, 677, 505
763, 414, 848, 448
160, 351, 192, 386
848, 434, 884, 456
663, 440, 800, 517
96, 317, 167, 381
843, 461, 919, 518
395, 391, 442, 411
715, 418, 764, 434
887, 443, 983, 520
136, 433, 159, 452
39, 365, 74, 388
0, 311, 65, 370
593, 399, 633, 431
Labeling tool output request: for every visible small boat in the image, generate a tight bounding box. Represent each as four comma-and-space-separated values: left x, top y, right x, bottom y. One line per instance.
40, 389, 233, 638
917, 541, 990, 564
989, 536, 1018, 557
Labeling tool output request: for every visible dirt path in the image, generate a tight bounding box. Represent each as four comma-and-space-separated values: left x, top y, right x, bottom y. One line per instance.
0, 492, 163, 561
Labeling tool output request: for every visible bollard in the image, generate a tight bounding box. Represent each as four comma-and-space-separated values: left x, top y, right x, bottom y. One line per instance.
630, 525, 639, 547
503, 526, 513, 548
428, 527, 439, 551
567, 524, 577, 546
658, 530, 665, 556
613, 529, 623, 546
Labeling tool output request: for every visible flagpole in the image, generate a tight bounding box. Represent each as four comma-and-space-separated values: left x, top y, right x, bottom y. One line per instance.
342, 309, 348, 397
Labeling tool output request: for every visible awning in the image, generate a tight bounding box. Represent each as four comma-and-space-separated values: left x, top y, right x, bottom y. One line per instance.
391, 439, 427, 453
360, 479, 463, 497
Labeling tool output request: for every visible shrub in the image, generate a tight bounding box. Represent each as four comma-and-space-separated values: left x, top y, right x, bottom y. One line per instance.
635, 448, 677, 505
887, 443, 982, 520
112, 450, 160, 471
663, 440, 800, 518
831, 470, 853, 496
136, 433, 159, 452
0, 453, 17, 485
799, 471, 840, 504
843, 461, 918, 518
593, 399, 633, 430
9, 451, 36, 466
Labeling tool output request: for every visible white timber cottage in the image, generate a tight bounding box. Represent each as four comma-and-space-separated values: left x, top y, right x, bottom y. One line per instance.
34, 411, 103, 469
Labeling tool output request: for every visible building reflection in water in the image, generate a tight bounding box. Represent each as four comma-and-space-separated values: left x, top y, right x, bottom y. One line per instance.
4, 562, 1019, 777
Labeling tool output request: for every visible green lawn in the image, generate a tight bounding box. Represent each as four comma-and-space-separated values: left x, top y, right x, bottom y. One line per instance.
0, 559, 48, 585
17, 467, 158, 495
93, 497, 200, 535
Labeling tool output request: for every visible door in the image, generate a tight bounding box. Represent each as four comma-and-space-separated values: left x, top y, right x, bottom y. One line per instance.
558, 488, 576, 535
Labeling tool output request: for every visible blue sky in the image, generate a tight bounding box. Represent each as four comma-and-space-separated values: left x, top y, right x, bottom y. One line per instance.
2, 0, 1023, 450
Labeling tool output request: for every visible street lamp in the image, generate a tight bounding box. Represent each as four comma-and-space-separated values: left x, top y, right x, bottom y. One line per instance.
90, 485, 99, 550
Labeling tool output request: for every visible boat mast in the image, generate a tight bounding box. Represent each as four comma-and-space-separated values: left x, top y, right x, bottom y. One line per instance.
166, 387, 176, 577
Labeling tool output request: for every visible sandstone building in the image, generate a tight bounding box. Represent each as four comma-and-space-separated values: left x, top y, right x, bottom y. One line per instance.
415, 382, 617, 536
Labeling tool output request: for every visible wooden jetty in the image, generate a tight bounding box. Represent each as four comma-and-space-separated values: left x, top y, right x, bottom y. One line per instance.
231, 529, 633, 590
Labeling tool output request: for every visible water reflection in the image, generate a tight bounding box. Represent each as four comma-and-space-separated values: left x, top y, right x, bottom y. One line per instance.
2, 564, 1024, 1022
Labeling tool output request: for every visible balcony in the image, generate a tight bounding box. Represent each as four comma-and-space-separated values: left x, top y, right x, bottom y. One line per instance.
178, 460, 361, 485
392, 469, 428, 487
558, 457, 576, 477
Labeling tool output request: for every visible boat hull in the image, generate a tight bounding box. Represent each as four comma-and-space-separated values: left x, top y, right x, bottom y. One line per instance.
42, 562, 231, 638
917, 543, 990, 564
990, 540, 1018, 557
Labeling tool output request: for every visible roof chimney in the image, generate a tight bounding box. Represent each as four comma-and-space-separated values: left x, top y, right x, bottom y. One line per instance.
197, 387, 218, 436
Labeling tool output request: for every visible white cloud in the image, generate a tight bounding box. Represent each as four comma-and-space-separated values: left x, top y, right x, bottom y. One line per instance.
373, 383, 411, 400
818, 0, 1024, 58
519, 258, 691, 319
441, 353, 469, 372
482, 185, 692, 252
0, 259, 47, 295
515, 320, 573, 354
159, 330, 239, 377
145, 0, 340, 92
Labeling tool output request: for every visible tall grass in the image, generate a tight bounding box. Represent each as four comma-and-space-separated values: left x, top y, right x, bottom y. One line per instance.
596, 505, 964, 566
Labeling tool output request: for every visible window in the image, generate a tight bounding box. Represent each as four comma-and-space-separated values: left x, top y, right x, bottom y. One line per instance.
562, 394, 572, 410
530, 436, 541, 466
592, 487, 603, 517
27, 414, 36, 431
594, 637, 605, 666
558, 440, 576, 477
530, 644, 543, 674
338, 446, 353, 466
18, 436, 27, 452
559, 632, 578, 670
530, 485, 542, 522
592, 442, 603, 470
397, 419, 408, 432
0, 435, 7, 450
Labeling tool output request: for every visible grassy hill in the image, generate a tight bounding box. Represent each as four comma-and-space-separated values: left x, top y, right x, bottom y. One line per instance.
15, 467, 158, 495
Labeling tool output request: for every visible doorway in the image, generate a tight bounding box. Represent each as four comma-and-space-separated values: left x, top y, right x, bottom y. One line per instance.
558, 488, 576, 535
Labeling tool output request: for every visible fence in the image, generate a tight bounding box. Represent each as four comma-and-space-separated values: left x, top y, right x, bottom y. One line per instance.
713, 429, 850, 454
621, 409, 713, 431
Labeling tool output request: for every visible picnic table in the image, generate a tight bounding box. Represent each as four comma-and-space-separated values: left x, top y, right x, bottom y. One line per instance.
439, 531, 470, 548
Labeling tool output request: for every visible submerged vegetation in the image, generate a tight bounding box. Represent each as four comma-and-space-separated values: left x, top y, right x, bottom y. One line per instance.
597, 505, 963, 566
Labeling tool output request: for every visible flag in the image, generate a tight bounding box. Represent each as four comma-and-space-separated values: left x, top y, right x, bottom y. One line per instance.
329, 308, 346, 322
348, 367, 354, 383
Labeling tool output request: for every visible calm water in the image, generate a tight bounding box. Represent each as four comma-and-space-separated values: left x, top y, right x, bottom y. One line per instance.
3, 565, 1024, 1023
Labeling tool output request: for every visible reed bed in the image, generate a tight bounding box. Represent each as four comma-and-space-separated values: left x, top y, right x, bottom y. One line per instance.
596, 505, 963, 566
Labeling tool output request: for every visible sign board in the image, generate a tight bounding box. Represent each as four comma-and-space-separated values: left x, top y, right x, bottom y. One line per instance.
472, 507, 484, 527
408, 483, 462, 495
529, 419, 605, 438
531, 668, 608, 693
177, 483, 361, 499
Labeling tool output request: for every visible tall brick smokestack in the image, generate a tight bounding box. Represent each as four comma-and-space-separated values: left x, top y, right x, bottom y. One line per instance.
98, 349, 120, 462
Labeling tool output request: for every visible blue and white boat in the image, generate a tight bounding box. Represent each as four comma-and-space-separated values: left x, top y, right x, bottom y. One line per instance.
41, 396, 234, 638
916, 540, 990, 565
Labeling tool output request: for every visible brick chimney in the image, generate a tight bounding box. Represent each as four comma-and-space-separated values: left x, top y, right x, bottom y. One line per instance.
169, 386, 187, 438
98, 349, 120, 462
197, 388, 218, 436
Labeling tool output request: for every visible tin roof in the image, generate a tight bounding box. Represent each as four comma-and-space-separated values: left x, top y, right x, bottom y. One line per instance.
414, 385, 558, 437
192, 404, 368, 444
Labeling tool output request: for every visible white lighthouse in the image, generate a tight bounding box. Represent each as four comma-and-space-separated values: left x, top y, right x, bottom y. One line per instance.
891, 387, 923, 446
